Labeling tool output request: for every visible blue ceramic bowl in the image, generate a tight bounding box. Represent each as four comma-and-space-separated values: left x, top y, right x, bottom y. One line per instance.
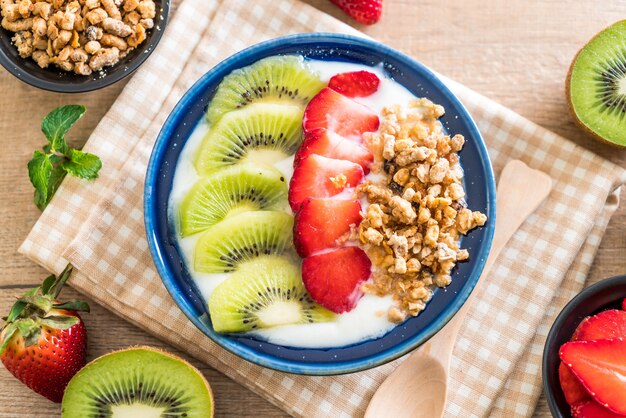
543, 274, 626, 417
145, 33, 496, 375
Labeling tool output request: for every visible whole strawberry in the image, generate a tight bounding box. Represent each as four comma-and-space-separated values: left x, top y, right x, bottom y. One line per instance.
0, 265, 88, 403
330, 0, 383, 25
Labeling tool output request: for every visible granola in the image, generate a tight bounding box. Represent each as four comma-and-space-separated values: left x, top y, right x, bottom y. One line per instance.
358, 98, 487, 323
1, 0, 156, 75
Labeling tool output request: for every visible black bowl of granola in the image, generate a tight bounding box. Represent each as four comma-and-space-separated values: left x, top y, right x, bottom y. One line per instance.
0, 0, 169, 92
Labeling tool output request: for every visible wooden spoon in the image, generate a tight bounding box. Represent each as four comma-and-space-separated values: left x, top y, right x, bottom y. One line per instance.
364, 160, 552, 418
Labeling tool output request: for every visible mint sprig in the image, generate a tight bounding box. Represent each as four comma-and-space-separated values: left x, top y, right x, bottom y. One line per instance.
27, 105, 102, 210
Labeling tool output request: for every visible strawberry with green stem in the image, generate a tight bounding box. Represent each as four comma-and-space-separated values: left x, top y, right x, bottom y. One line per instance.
0, 265, 89, 403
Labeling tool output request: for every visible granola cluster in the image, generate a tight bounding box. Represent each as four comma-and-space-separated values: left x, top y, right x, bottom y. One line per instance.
358, 98, 487, 323
1, 0, 156, 75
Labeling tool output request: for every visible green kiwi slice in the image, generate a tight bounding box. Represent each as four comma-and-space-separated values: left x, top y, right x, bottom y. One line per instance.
195, 102, 304, 175
194, 210, 293, 273
179, 163, 287, 236
567, 20, 626, 147
208, 256, 335, 332
206, 55, 325, 123
61, 347, 213, 418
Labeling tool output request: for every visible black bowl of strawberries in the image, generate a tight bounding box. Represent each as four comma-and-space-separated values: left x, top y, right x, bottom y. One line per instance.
543, 274, 626, 417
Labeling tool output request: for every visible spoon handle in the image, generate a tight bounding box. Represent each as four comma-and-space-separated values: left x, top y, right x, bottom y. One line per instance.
364, 160, 552, 418
448, 160, 553, 334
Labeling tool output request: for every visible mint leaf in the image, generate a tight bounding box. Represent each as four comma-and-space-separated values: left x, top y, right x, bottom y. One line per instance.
28, 150, 52, 211
47, 164, 67, 202
41, 105, 85, 155
62, 149, 102, 180
29, 105, 102, 210
28, 151, 67, 211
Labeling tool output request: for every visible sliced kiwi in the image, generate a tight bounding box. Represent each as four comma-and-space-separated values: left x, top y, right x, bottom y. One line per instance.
179, 163, 287, 236
195, 103, 303, 175
61, 347, 213, 418
194, 210, 293, 273
208, 256, 335, 332
567, 20, 626, 147
206, 55, 325, 123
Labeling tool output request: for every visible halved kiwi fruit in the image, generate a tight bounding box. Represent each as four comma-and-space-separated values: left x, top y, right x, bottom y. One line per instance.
206, 55, 325, 123
61, 346, 213, 418
194, 210, 293, 273
179, 163, 287, 236
195, 103, 304, 175
567, 20, 626, 147
208, 256, 335, 332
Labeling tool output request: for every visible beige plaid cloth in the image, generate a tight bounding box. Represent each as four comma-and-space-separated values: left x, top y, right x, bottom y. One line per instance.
18, 0, 626, 416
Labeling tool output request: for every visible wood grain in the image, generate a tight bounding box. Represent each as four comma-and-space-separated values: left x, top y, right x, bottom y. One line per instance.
0, 0, 624, 416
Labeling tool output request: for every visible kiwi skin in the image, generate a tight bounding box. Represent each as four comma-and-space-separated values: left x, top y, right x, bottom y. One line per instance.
61, 346, 214, 418
566, 20, 626, 149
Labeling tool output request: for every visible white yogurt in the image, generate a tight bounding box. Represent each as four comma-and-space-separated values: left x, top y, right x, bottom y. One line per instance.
169, 58, 417, 348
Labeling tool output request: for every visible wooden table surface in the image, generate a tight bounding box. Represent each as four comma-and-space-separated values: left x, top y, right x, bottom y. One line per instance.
1, 0, 625, 416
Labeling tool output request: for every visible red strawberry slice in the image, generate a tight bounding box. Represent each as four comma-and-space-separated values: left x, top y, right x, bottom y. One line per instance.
302, 246, 371, 313
294, 198, 362, 257
302, 88, 379, 139
572, 310, 626, 341
622, 298, 626, 311
288, 154, 364, 211
560, 361, 591, 405
560, 339, 626, 414
330, 0, 383, 25
572, 400, 626, 417
329, 70, 380, 97
294, 129, 373, 172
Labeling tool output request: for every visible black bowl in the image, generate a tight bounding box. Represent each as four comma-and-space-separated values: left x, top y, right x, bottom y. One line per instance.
0, 0, 169, 92
543, 274, 626, 417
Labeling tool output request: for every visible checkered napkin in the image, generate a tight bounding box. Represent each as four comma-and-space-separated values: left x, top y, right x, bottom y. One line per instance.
18, 0, 626, 416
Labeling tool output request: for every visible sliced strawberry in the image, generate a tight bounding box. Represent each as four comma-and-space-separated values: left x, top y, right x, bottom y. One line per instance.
622, 298, 626, 311
294, 198, 362, 257
572, 310, 626, 341
302, 88, 379, 139
294, 129, 373, 172
288, 154, 364, 211
572, 400, 626, 417
560, 339, 626, 414
330, 0, 383, 25
560, 361, 591, 405
329, 70, 380, 97
302, 247, 371, 313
